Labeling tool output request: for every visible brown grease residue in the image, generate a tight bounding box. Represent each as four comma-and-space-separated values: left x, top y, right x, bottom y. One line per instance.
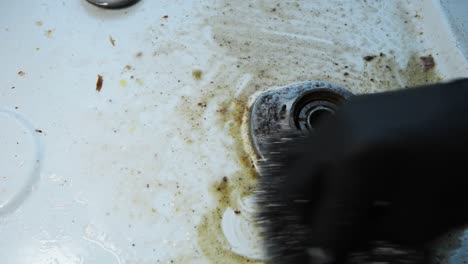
188, 2, 443, 263
196, 91, 260, 263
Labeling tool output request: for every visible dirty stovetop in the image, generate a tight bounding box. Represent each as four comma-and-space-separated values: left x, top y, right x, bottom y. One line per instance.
0, 0, 467, 263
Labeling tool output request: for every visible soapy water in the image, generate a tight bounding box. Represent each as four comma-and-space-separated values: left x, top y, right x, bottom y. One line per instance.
0, 108, 43, 217
221, 195, 266, 260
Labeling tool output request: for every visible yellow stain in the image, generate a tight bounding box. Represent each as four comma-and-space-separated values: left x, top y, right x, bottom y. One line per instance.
130, 127, 136, 133
120, 79, 127, 87
192, 70, 202, 80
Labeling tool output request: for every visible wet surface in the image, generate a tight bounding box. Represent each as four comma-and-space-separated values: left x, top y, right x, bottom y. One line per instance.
0, 0, 466, 263
191, 1, 445, 262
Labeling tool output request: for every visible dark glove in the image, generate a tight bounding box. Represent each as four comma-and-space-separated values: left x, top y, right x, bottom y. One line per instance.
258, 78, 468, 264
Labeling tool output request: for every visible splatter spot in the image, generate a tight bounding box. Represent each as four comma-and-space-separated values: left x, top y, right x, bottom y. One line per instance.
109, 35, 116, 46
192, 70, 202, 80
420, 55, 435, 72
44, 29, 54, 38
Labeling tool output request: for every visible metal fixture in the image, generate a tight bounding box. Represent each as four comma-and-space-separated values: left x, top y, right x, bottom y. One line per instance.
85, 0, 140, 9
250, 81, 353, 157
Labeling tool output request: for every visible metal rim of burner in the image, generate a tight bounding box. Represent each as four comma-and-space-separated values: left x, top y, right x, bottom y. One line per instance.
249, 81, 353, 159
85, 0, 140, 9
292, 87, 351, 131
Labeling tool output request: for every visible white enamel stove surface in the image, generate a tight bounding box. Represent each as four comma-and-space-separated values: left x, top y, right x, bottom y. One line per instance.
0, 0, 467, 263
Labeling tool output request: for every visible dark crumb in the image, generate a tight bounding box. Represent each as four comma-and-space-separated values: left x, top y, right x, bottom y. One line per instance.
15, 106, 18, 109
363, 55, 376, 62
385, 65, 392, 71
35, 129, 43, 133
146, 184, 150, 188
370, 78, 375, 82
380, 52, 385, 57
163, 15, 169, 19
222, 176, 228, 182
135, 52, 143, 58
271, 8, 276, 12
11, 86, 15, 89
343, 72, 349, 76
344, 66, 348, 68
234, 210, 241, 214
132, 243, 135, 247
96, 75, 103, 92
18, 71, 26, 76
197, 102, 207, 107
420, 55, 435, 72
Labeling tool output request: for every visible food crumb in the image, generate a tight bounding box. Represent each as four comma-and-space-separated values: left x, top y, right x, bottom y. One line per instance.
343, 72, 349, 76
135, 52, 143, 58
96, 75, 103, 92
35, 21, 43, 26
120, 79, 127, 87
44, 29, 54, 38
197, 102, 207, 107
234, 210, 241, 214
18, 71, 26, 76
420, 55, 435, 72
163, 15, 169, 19
363, 55, 376, 62
124, 65, 132, 71
35, 129, 43, 133
109, 35, 116, 46
192, 70, 202, 80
